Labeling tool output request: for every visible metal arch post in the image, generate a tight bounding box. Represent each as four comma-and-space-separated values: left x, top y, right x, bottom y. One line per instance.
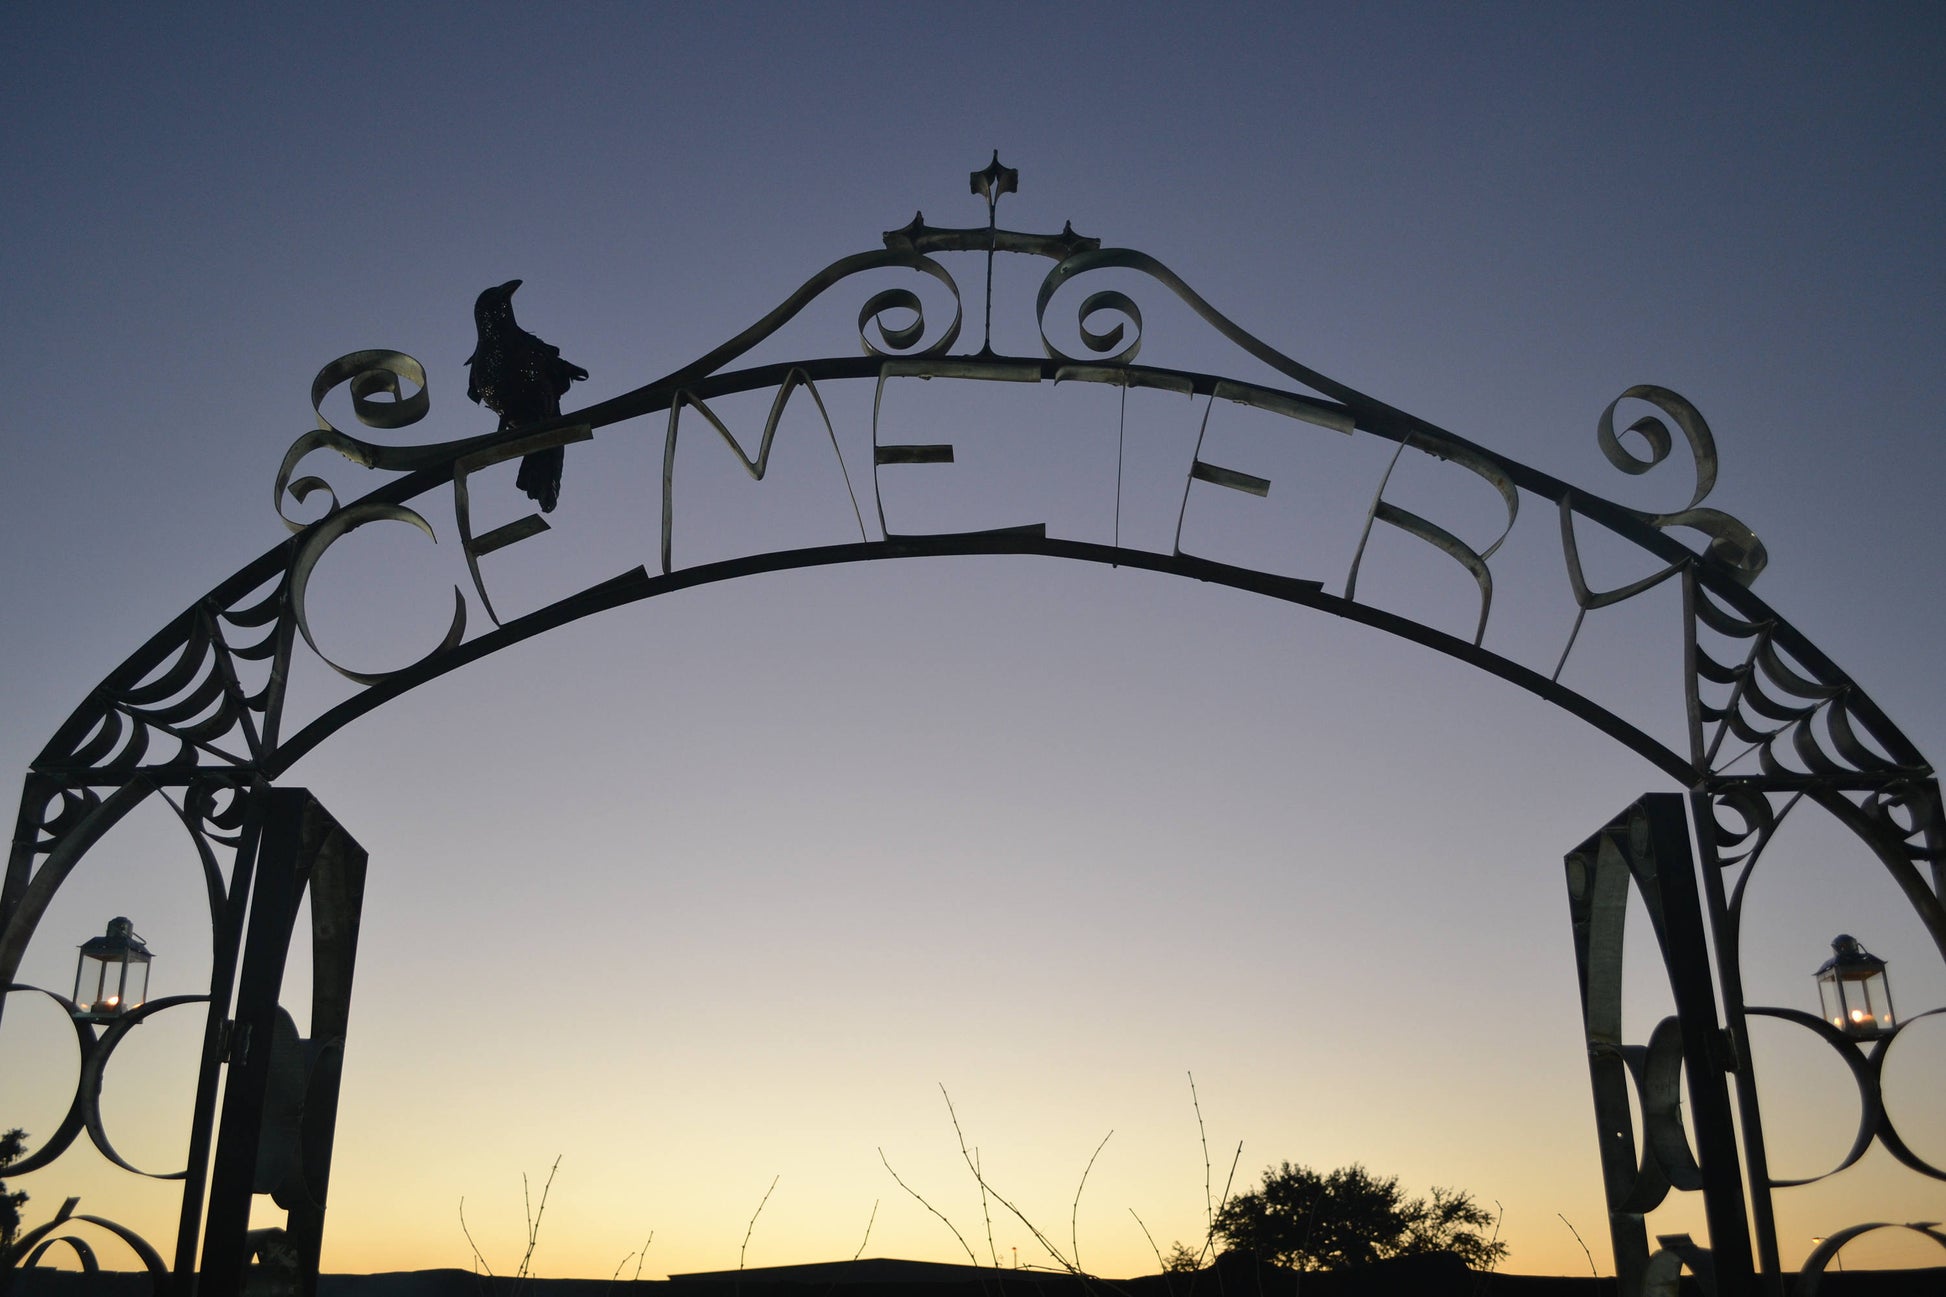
1688, 789, 1785, 1296
198, 788, 367, 1297
1565, 794, 1755, 1297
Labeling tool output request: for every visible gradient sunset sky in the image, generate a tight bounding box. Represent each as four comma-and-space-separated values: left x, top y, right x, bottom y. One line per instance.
3, 3, 1943, 1281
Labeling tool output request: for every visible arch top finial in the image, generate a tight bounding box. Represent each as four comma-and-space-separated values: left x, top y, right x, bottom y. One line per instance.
970, 151, 1019, 220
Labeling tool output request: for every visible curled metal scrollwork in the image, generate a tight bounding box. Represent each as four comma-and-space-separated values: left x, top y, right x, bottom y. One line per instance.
276, 350, 533, 533
1560, 387, 1766, 642
854, 259, 964, 358
1797, 1222, 1946, 1297
1595, 385, 1767, 585
1033, 247, 1348, 396
2, 1196, 169, 1292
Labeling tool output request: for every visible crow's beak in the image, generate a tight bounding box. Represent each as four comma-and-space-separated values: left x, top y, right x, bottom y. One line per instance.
500, 278, 522, 296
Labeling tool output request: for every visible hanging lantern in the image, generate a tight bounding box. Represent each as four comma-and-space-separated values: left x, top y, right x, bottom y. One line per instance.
72, 916, 152, 1022
1815, 934, 1895, 1040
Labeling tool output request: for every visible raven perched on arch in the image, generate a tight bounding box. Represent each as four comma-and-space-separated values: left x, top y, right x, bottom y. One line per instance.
465, 279, 588, 512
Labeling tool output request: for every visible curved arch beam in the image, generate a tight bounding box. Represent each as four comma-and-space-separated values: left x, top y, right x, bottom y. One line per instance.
263, 529, 1698, 786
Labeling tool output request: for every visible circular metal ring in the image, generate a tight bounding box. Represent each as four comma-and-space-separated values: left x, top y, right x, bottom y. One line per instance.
1744, 1004, 1946, 1185
0, 985, 210, 1180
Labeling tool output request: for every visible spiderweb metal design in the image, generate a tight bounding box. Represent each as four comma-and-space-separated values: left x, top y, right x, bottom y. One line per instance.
2, 158, 1939, 1296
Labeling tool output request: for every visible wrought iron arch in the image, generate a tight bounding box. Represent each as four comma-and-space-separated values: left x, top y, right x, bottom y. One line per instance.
3, 159, 1941, 1297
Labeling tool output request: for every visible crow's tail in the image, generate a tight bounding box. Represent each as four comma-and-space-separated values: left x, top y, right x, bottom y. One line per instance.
517, 444, 565, 513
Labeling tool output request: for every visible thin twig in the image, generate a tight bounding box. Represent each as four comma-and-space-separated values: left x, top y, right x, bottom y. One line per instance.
1213, 1140, 1243, 1297
1189, 1072, 1214, 1243
451, 1199, 490, 1277
633, 1232, 653, 1283
1129, 1208, 1169, 1276
516, 1156, 561, 1284
1472, 1203, 1504, 1297
740, 1176, 779, 1270
1071, 1130, 1114, 1276
939, 1087, 1000, 1268
974, 1149, 999, 1268
878, 1148, 983, 1268
1559, 1213, 1597, 1277
1216, 1143, 1242, 1214
962, 1147, 1080, 1275
851, 1200, 879, 1261
939, 1088, 1073, 1273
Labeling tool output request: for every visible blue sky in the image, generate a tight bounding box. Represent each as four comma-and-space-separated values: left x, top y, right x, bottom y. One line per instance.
2, 3, 1943, 1280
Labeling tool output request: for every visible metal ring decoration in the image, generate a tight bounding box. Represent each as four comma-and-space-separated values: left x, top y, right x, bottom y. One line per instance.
1632, 1017, 1704, 1196
0, 986, 211, 1179
1598, 1016, 1705, 1217
286, 500, 468, 686
1745, 1005, 1946, 1185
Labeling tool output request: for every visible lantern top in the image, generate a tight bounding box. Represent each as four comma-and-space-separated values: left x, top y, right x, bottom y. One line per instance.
78, 916, 151, 960
1816, 933, 1886, 978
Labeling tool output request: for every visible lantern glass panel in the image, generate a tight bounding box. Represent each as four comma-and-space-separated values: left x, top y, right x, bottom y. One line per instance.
74, 954, 105, 1012
1818, 973, 1845, 1031
1855, 970, 1892, 1033
118, 957, 149, 1012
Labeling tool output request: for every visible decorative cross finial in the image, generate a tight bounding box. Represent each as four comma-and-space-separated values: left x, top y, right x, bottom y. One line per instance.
969, 152, 1019, 356
970, 151, 1018, 226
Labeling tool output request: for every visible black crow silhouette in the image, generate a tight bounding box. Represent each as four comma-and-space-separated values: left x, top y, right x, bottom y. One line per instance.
465, 279, 588, 512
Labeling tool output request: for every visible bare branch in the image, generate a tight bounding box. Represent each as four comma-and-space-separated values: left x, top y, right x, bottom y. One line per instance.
938, 1086, 1000, 1267
458, 1197, 496, 1281
1189, 1072, 1213, 1237
739, 1175, 780, 1271
515, 1156, 561, 1282
878, 1147, 981, 1268
852, 1200, 879, 1262
1559, 1213, 1597, 1277
1130, 1207, 1167, 1273
1071, 1130, 1114, 1275
938, 1088, 1073, 1273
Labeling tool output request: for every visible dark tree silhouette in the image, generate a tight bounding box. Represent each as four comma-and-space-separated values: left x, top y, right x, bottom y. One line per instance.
1213, 1162, 1505, 1272
1, 1128, 27, 1248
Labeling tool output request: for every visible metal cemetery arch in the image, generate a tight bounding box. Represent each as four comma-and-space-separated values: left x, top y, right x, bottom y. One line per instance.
4, 159, 1943, 1297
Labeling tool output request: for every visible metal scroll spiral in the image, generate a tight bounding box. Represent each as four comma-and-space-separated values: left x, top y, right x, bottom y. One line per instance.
274, 349, 520, 533
854, 257, 965, 358
1032, 253, 1148, 366
1594, 386, 1768, 585
1039, 282, 1143, 366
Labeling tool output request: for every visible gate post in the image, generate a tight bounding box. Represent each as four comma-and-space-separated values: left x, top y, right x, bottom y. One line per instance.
199, 788, 367, 1297
1565, 793, 1754, 1297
